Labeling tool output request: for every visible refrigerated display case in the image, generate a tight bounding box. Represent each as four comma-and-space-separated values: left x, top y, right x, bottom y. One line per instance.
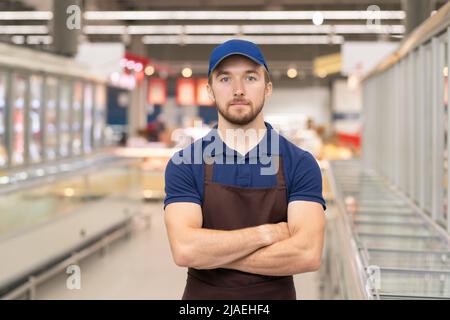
0, 41, 108, 171
83, 83, 93, 154
72, 81, 83, 155
0, 71, 7, 168
94, 83, 106, 148
0, 154, 150, 297
44, 77, 58, 160
0, 41, 113, 297
59, 80, 71, 157
29, 75, 43, 163
11, 74, 26, 166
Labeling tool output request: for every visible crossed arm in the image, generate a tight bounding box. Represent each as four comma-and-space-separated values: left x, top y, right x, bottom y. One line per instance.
164, 201, 325, 276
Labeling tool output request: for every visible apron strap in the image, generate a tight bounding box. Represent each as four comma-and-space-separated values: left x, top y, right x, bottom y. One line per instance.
275, 155, 286, 188
204, 157, 214, 183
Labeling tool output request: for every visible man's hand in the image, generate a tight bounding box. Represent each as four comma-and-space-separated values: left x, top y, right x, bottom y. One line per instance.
223, 201, 325, 276
259, 222, 291, 246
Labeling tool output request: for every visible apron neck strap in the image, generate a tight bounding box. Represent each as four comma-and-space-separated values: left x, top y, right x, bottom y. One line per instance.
204, 156, 214, 183
275, 155, 286, 188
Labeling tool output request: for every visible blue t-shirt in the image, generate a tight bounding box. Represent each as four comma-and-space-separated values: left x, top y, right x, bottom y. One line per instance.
164, 122, 326, 211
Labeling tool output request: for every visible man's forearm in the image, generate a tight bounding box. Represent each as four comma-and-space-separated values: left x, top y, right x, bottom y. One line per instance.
222, 235, 318, 276
179, 224, 280, 269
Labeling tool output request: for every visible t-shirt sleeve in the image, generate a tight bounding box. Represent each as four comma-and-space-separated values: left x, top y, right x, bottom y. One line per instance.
163, 157, 202, 209
288, 151, 326, 211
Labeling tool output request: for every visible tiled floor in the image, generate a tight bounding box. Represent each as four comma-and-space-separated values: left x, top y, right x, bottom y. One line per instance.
36, 201, 321, 300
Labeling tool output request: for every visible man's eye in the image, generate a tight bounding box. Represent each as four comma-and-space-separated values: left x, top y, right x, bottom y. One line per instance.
247, 76, 257, 81
219, 77, 229, 82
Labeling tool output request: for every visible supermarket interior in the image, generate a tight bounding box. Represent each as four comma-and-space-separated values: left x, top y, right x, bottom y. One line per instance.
0, 0, 450, 300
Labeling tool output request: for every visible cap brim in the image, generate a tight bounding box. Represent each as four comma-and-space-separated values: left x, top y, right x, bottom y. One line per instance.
209, 52, 267, 76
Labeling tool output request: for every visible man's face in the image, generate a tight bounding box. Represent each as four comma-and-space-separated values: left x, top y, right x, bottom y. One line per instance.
207, 55, 272, 126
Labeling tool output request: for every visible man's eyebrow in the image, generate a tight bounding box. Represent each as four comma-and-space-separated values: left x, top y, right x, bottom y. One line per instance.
215, 70, 230, 77
214, 69, 260, 77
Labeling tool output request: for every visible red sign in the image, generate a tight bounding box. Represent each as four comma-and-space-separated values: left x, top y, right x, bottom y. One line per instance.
176, 78, 196, 106
337, 132, 361, 149
124, 52, 150, 67
196, 78, 214, 106
148, 78, 167, 105
123, 52, 150, 84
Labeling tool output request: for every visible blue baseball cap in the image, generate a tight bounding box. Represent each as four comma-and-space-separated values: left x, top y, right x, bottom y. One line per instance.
208, 39, 269, 78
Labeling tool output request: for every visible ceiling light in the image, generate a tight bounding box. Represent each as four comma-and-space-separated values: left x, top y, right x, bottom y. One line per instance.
0, 25, 48, 34
134, 63, 143, 72
317, 70, 328, 78
84, 10, 405, 21
287, 68, 298, 78
142, 35, 344, 45
83, 24, 404, 35
312, 12, 324, 26
145, 65, 155, 76
26, 35, 52, 45
11, 35, 25, 44
83, 25, 126, 34
128, 25, 183, 34
184, 25, 240, 34
0, 11, 52, 20
181, 67, 192, 78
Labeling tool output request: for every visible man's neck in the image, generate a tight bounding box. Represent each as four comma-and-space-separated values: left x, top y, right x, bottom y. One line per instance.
217, 114, 267, 156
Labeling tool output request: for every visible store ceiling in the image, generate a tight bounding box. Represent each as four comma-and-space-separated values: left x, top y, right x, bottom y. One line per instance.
0, 0, 448, 84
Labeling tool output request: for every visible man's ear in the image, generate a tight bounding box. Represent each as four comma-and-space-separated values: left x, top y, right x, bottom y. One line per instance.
206, 82, 215, 102
265, 81, 273, 98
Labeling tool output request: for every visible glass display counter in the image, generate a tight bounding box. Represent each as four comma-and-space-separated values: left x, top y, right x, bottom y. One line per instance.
0, 153, 159, 293
0, 154, 142, 239
323, 159, 450, 299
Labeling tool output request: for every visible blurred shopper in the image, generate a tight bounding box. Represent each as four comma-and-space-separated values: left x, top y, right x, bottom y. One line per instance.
295, 118, 323, 159
164, 39, 326, 300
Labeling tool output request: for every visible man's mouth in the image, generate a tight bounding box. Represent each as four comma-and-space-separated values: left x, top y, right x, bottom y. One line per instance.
229, 101, 250, 106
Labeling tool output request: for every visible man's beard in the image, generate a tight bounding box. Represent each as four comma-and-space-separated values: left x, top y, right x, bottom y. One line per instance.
216, 97, 265, 126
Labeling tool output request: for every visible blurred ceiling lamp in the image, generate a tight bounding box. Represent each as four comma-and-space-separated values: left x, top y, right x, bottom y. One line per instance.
0, 25, 48, 34
444, 66, 448, 78
83, 25, 127, 34
25, 35, 52, 45
314, 52, 341, 77
84, 10, 405, 21
142, 35, 344, 45
316, 69, 328, 79
11, 35, 25, 44
145, 65, 155, 76
133, 62, 143, 72
182, 67, 193, 78
286, 68, 298, 79
0, 11, 52, 20
312, 12, 324, 26
64, 188, 75, 197
83, 24, 404, 35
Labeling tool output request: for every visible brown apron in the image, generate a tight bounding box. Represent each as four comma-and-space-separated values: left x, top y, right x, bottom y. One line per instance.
182, 156, 296, 300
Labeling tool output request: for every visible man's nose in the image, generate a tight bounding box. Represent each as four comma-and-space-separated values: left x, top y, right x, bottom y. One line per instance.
233, 80, 245, 96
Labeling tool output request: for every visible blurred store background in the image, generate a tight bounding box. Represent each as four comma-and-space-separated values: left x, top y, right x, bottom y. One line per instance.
0, 0, 449, 300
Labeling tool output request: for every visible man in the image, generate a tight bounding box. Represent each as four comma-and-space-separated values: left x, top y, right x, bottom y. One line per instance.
164, 39, 326, 300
